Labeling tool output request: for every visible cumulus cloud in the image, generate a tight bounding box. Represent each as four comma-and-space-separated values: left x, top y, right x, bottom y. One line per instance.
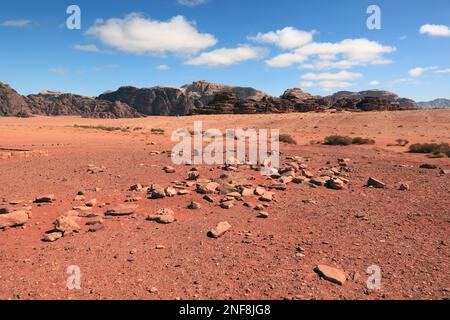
265, 38, 395, 70
0, 19, 33, 27
301, 70, 362, 81
250, 27, 315, 49
177, 0, 208, 6
420, 24, 450, 37
319, 81, 353, 91
186, 47, 264, 67
300, 81, 314, 88
369, 80, 381, 86
408, 66, 437, 77
156, 64, 171, 71
86, 14, 217, 55
72, 44, 102, 53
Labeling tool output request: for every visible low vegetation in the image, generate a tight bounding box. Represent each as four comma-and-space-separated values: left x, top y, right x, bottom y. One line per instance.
74, 124, 131, 132
409, 143, 450, 157
151, 128, 165, 135
279, 134, 297, 145
324, 135, 376, 146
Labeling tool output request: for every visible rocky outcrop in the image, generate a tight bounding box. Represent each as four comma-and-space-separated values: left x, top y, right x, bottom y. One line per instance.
183, 80, 267, 106
327, 90, 417, 110
356, 97, 396, 111
27, 93, 142, 118
0, 82, 33, 117
98, 86, 194, 116
417, 98, 450, 109
280, 88, 312, 104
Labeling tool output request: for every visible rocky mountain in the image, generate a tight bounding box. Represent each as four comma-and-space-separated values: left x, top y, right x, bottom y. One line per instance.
98, 86, 194, 116
0, 80, 424, 118
0, 82, 34, 117
417, 99, 450, 109
327, 89, 417, 109
182, 80, 267, 105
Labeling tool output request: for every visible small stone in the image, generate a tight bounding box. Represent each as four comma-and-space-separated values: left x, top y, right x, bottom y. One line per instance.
42, 231, 63, 242
326, 178, 345, 190
149, 185, 165, 199
187, 171, 200, 181
203, 195, 215, 203
73, 195, 85, 201
177, 189, 190, 195
164, 187, 177, 197
53, 214, 81, 235
188, 202, 201, 210
240, 188, 255, 197
257, 211, 269, 219
208, 221, 232, 238
254, 187, 266, 196
105, 204, 138, 216
259, 192, 274, 202
420, 163, 437, 169
88, 224, 105, 233
367, 177, 386, 189
148, 287, 158, 293
85, 199, 97, 207
163, 166, 176, 173
34, 195, 55, 203
314, 265, 347, 285
399, 183, 410, 191
220, 201, 235, 209
310, 177, 328, 186
155, 245, 165, 250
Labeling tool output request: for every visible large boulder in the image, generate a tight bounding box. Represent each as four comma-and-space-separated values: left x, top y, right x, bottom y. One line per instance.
0, 210, 29, 229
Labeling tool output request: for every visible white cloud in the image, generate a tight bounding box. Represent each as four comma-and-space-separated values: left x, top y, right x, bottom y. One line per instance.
436, 68, 450, 74
301, 70, 362, 81
319, 81, 353, 91
300, 81, 314, 88
408, 66, 437, 77
186, 47, 264, 67
49, 67, 67, 75
369, 80, 381, 86
0, 19, 33, 27
86, 13, 217, 55
266, 53, 308, 67
420, 24, 450, 37
251, 27, 315, 49
156, 64, 171, 71
266, 38, 395, 69
177, 0, 208, 6
73, 44, 102, 53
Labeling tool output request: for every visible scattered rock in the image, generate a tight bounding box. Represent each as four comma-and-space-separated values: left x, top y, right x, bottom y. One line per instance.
257, 211, 270, 219
420, 163, 437, 169
85, 199, 97, 207
163, 166, 176, 173
53, 214, 81, 235
399, 183, 410, 191
0, 210, 29, 229
188, 201, 201, 210
367, 177, 386, 189
149, 184, 165, 199
34, 195, 55, 203
259, 192, 274, 202
208, 221, 232, 238
164, 187, 177, 197
203, 195, 215, 203
105, 204, 138, 216
42, 231, 63, 242
326, 178, 345, 190
314, 265, 347, 285
220, 201, 235, 209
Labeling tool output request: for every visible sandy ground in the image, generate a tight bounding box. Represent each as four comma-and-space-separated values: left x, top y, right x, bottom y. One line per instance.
0, 109, 449, 300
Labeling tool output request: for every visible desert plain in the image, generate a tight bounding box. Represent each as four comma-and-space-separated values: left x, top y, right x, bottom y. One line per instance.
0, 109, 449, 300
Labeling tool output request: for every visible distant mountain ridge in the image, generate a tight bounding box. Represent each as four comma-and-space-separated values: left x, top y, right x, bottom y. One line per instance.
417, 99, 450, 109
0, 80, 432, 118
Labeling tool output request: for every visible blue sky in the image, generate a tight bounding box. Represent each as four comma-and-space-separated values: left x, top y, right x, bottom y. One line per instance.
0, 0, 449, 101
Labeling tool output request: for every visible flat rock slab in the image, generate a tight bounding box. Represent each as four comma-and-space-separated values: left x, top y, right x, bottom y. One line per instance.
34, 195, 55, 203
314, 265, 347, 285
367, 177, 386, 189
208, 221, 232, 238
0, 210, 29, 229
105, 204, 138, 216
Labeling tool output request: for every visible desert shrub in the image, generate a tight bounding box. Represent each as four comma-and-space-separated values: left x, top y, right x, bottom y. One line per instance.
151, 128, 165, 135
409, 143, 450, 157
74, 124, 128, 132
352, 137, 376, 145
324, 135, 353, 146
279, 134, 297, 145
